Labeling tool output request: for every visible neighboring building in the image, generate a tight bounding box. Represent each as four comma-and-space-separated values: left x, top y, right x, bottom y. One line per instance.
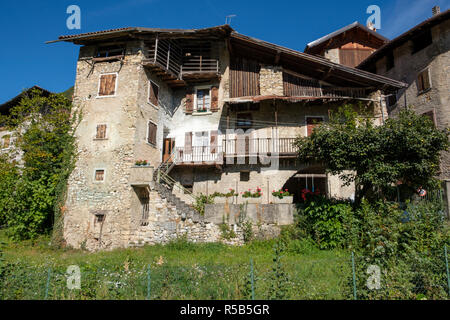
49, 25, 406, 250
0, 86, 52, 162
304, 21, 388, 67
358, 7, 450, 216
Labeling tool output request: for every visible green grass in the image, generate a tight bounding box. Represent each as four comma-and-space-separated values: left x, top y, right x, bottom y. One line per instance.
0, 229, 352, 300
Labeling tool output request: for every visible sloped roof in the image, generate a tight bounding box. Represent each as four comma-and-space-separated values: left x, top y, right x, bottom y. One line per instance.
358, 9, 450, 69
304, 21, 389, 53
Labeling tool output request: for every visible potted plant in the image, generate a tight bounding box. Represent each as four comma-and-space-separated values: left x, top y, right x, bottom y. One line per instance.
135, 159, 149, 167
272, 188, 294, 204
213, 189, 236, 204
240, 187, 262, 204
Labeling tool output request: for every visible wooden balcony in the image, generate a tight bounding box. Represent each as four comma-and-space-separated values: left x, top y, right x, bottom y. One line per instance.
174, 138, 298, 165
143, 39, 220, 87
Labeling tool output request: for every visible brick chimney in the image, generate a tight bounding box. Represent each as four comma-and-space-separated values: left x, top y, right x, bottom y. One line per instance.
432, 6, 441, 16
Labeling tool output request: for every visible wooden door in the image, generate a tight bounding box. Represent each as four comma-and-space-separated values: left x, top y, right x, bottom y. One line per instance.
163, 138, 175, 162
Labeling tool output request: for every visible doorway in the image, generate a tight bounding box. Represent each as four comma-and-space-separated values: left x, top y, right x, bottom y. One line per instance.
163, 138, 175, 162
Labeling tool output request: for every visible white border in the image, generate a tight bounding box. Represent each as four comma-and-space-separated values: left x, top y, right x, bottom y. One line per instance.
93, 168, 106, 183
304, 115, 325, 137
96, 72, 119, 98
148, 80, 160, 108
146, 120, 158, 147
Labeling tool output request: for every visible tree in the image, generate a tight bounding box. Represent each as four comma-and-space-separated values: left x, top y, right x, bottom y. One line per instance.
294, 105, 448, 202
0, 89, 78, 241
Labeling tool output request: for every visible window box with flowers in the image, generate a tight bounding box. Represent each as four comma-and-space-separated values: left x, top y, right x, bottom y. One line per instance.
239, 187, 263, 204
271, 189, 293, 204
135, 159, 150, 167
213, 189, 237, 204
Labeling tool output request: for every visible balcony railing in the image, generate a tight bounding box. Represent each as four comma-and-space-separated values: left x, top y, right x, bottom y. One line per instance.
174, 138, 298, 164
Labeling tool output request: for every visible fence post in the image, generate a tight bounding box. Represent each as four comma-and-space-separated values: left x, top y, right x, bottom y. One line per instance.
146, 264, 151, 300
445, 245, 450, 297
44, 267, 52, 300
351, 252, 357, 300
250, 258, 255, 300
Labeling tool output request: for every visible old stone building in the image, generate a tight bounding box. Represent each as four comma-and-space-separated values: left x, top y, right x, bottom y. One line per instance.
358, 7, 450, 216
50, 25, 406, 250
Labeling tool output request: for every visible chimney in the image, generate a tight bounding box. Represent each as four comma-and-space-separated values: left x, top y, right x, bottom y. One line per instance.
432, 6, 441, 16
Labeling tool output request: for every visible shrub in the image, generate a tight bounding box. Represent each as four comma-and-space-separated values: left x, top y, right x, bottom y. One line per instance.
193, 194, 215, 216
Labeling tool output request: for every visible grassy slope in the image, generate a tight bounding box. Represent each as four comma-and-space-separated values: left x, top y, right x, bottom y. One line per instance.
0, 230, 351, 299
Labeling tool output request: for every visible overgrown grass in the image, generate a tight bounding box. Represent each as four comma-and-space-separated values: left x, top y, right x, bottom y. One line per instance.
0, 229, 351, 300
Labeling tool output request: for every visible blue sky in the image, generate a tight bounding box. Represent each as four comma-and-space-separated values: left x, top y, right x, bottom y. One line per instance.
0, 0, 448, 103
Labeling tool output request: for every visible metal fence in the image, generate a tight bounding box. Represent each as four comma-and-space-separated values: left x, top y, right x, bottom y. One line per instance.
1, 247, 449, 300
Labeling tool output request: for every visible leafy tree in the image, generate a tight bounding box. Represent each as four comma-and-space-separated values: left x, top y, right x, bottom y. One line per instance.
295, 105, 448, 202
0, 89, 78, 241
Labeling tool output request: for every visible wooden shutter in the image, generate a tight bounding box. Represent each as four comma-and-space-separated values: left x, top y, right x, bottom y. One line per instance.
185, 87, 194, 114
149, 81, 159, 106
147, 121, 157, 145
306, 117, 323, 136
229, 57, 260, 98
99, 74, 117, 96
210, 130, 218, 153
210, 86, 219, 112
185, 132, 192, 153
96, 124, 107, 139
95, 170, 105, 181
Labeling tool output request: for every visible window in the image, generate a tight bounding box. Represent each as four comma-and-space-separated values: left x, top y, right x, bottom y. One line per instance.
422, 110, 437, 127
95, 124, 107, 139
149, 81, 159, 107
2, 135, 11, 149
306, 117, 324, 136
95, 213, 105, 223
95, 169, 105, 182
386, 94, 398, 111
386, 52, 394, 71
98, 73, 117, 97
240, 171, 250, 182
195, 88, 211, 112
411, 30, 432, 54
193, 131, 209, 147
236, 113, 252, 131
147, 121, 157, 145
95, 45, 124, 58
417, 69, 431, 94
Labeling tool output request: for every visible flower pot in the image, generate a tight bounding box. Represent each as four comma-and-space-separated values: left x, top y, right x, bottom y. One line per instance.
272, 195, 293, 204
214, 197, 235, 204
240, 196, 262, 204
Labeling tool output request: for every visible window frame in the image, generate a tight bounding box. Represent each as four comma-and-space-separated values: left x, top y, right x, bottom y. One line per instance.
417, 68, 432, 95
93, 169, 106, 183
305, 116, 325, 137
148, 80, 160, 108
1, 134, 12, 151
94, 123, 108, 140
97, 72, 119, 98
193, 86, 212, 114
146, 120, 158, 147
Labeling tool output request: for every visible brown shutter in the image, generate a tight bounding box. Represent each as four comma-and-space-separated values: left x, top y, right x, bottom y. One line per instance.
149, 81, 159, 106
210, 130, 218, 153
185, 87, 194, 114
96, 124, 107, 139
99, 74, 117, 96
210, 86, 219, 112
185, 132, 192, 153
148, 122, 157, 145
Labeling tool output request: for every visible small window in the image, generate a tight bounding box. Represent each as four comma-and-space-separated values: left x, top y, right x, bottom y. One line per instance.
149, 81, 159, 106
147, 121, 157, 145
95, 169, 105, 182
95, 124, 107, 139
2, 135, 11, 149
196, 88, 210, 112
386, 94, 397, 109
411, 30, 432, 54
386, 52, 394, 71
417, 69, 431, 94
95, 214, 105, 223
422, 110, 437, 127
98, 74, 117, 97
240, 171, 250, 182
96, 45, 124, 58
236, 113, 252, 130
306, 117, 324, 136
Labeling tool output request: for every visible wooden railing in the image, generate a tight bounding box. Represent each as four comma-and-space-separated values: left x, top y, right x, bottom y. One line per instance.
174, 138, 298, 164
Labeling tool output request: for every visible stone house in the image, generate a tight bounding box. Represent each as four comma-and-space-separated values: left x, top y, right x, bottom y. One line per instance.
49, 25, 406, 250
358, 7, 450, 216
